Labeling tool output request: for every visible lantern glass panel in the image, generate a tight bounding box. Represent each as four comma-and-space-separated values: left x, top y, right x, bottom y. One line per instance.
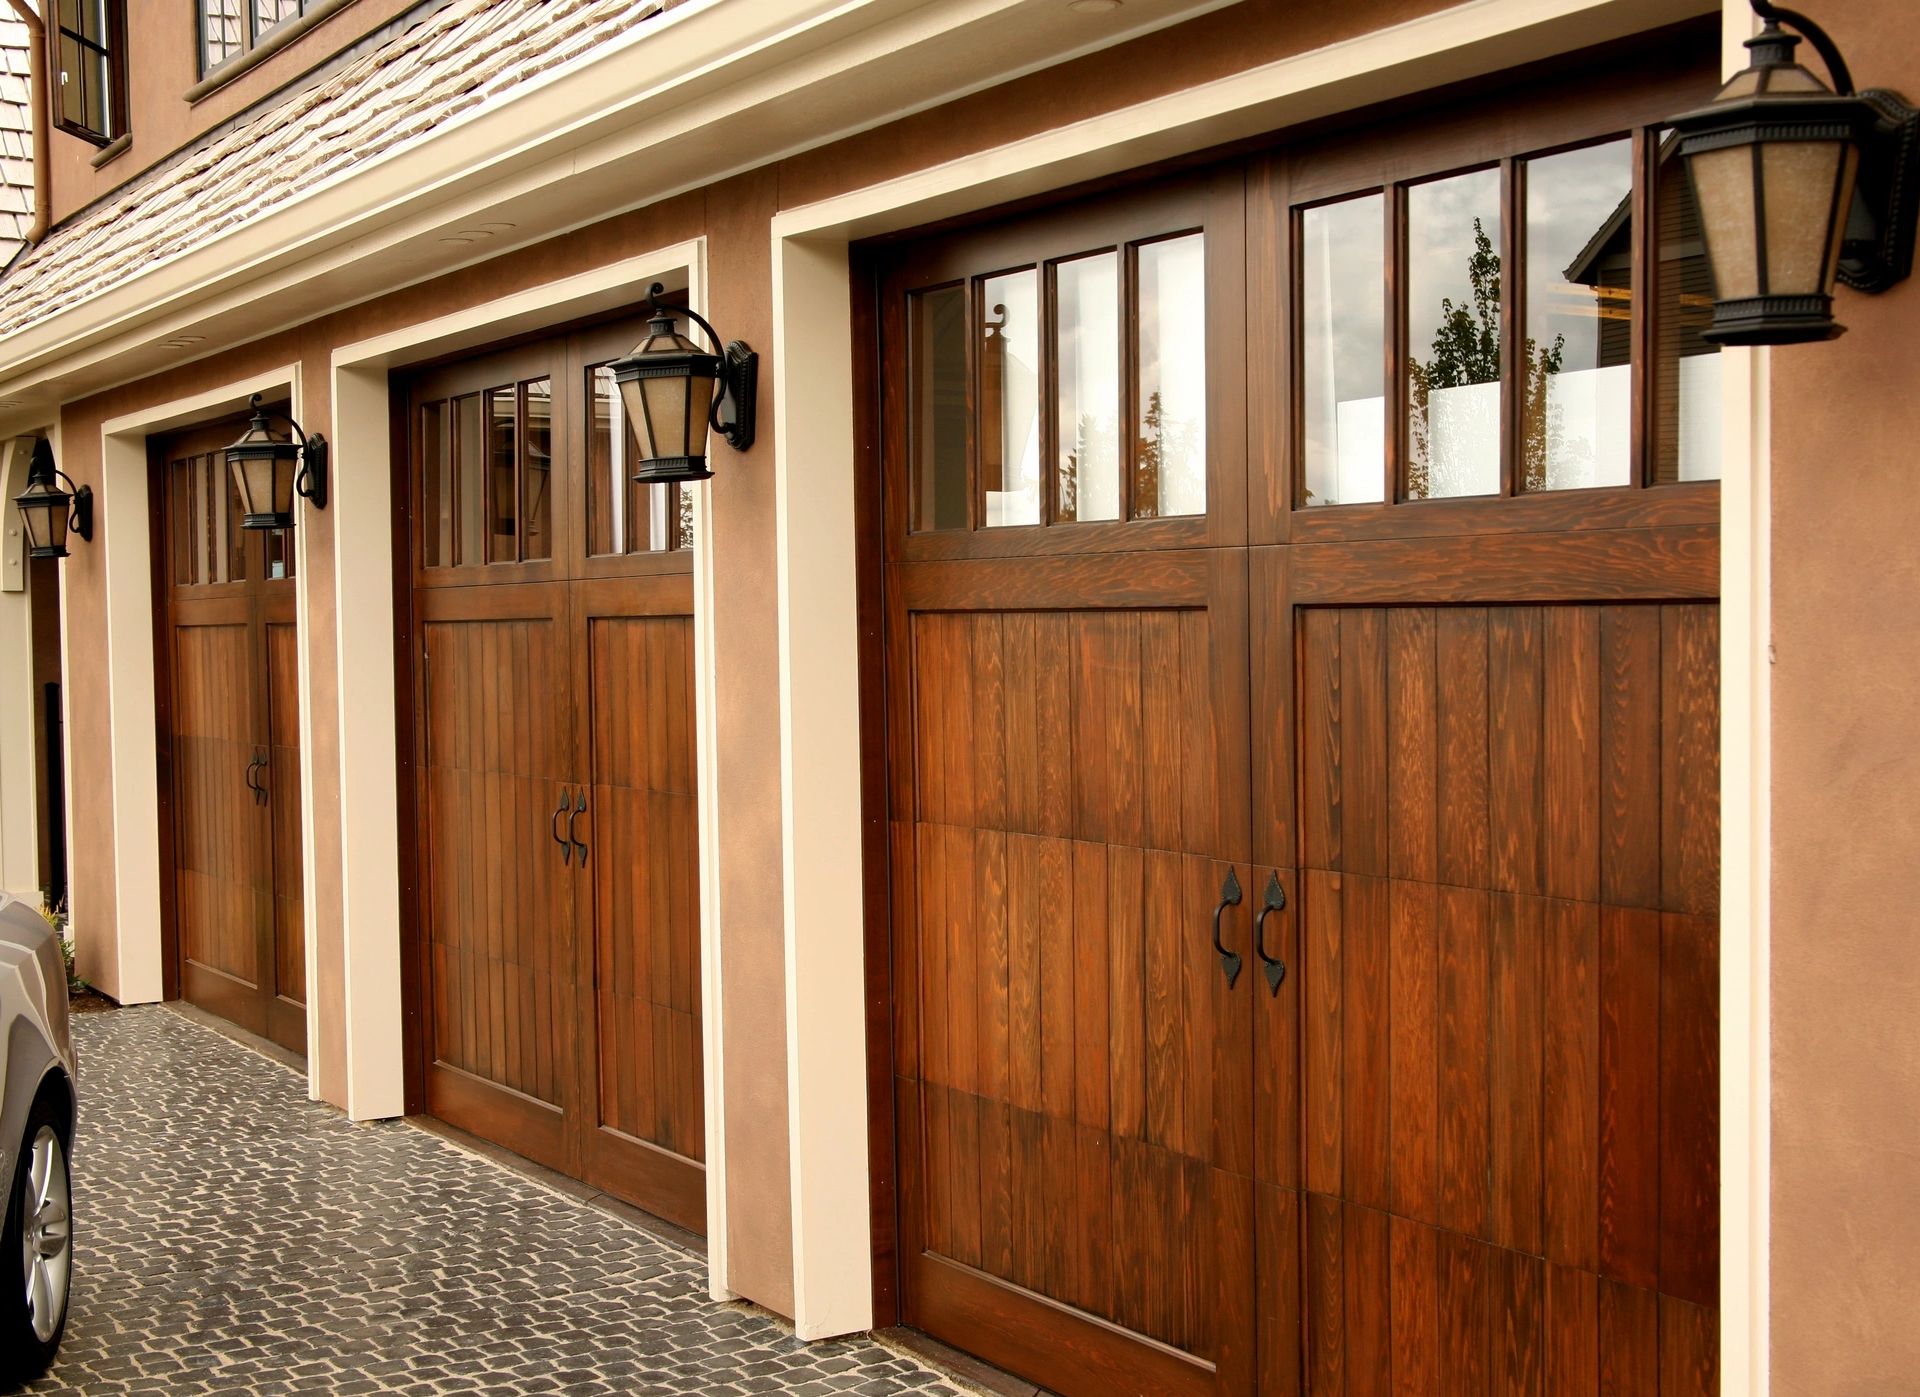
18, 488, 65, 554
1688, 144, 1761, 298
1761, 139, 1855, 294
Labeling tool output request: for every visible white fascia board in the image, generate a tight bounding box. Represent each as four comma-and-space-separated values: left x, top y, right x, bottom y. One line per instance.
0, 0, 1234, 424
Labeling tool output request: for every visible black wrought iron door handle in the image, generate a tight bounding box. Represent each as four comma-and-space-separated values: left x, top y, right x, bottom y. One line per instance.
244, 756, 260, 801
254, 749, 269, 806
568, 789, 588, 866
1254, 871, 1288, 995
1211, 868, 1244, 989
552, 788, 572, 865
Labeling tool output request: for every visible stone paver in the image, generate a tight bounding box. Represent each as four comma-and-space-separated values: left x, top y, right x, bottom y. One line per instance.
24, 1006, 967, 1396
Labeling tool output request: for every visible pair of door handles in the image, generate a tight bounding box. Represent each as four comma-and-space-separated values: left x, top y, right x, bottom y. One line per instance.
550, 788, 590, 866
242, 750, 269, 807
1212, 869, 1287, 995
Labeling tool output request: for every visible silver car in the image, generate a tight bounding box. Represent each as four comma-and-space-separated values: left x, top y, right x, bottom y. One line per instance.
0, 895, 76, 1383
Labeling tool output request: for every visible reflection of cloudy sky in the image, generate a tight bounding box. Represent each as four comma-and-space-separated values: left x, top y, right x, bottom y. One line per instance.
1408, 166, 1501, 354
1525, 139, 1633, 370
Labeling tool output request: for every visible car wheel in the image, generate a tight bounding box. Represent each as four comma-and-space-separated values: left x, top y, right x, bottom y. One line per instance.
0, 1087, 72, 1383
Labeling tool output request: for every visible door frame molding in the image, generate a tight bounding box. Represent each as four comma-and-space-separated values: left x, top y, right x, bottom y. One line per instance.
327, 240, 736, 1289
98, 365, 315, 1048
778, 0, 1767, 1365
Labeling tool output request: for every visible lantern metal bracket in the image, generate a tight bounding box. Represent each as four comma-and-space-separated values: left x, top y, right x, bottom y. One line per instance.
646, 284, 759, 453
1839, 87, 1920, 293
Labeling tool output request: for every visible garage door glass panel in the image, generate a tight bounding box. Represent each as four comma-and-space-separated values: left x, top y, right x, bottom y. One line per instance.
1406, 168, 1503, 500
421, 400, 451, 568
979, 269, 1041, 528
1134, 233, 1207, 518
1300, 194, 1386, 507
454, 393, 485, 566
1655, 131, 1724, 483
522, 378, 554, 562
1054, 252, 1120, 522
1523, 138, 1634, 492
912, 284, 969, 532
486, 386, 517, 563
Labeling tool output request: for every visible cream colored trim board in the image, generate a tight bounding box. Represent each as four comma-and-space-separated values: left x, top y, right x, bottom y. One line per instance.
0, 435, 47, 906
773, 235, 871, 1340
1717, 5, 1768, 1389
99, 369, 305, 1013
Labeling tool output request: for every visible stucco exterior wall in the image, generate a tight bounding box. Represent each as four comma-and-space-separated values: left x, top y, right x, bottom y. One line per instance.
1768, 0, 1920, 1388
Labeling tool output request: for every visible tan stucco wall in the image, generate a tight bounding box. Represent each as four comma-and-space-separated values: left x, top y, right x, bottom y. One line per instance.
1769, 0, 1920, 1388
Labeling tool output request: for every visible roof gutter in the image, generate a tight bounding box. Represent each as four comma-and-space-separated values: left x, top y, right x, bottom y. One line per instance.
5, 0, 49, 247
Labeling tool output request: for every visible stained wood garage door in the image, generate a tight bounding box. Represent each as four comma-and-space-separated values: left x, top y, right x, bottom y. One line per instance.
872, 43, 1722, 1397
158, 418, 306, 1055
404, 322, 706, 1232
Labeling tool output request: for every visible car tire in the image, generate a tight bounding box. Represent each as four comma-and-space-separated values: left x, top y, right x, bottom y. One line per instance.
0, 1084, 72, 1384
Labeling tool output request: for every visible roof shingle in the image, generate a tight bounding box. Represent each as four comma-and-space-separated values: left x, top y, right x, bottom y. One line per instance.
0, 0, 665, 339
0, 14, 33, 269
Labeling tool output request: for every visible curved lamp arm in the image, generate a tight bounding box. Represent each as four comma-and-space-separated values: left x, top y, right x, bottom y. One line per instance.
1751, 0, 1855, 95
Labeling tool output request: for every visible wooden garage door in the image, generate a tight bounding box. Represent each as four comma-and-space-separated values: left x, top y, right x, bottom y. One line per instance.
159, 418, 306, 1055
406, 321, 706, 1231
871, 38, 1722, 1397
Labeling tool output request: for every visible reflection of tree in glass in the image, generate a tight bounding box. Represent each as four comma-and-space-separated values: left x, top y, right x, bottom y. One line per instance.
1059, 411, 1117, 520
677, 483, 694, 550
1408, 218, 1564, 496
1134, 390, 1200, 519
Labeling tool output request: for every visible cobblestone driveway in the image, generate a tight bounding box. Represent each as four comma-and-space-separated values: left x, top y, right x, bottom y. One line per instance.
21, 1006, 967, 1396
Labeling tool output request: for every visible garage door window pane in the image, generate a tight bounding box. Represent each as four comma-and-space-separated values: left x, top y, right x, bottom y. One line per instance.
1055, 252, 1121, 523
912, 285, 969, 531
1134, 233, 1206, 518
1407, 168, 1502, 500
485, 387, 517, 563
979, 270, 1041, 528
1654, 131, 1723, 482
522, 378, 553, 562
1523, 139, 1634, 491
1301, 195, 1386, 506
453, 394, 484, 566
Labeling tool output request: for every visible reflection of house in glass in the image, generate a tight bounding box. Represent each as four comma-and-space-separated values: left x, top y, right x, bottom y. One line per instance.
1562, 137, 1724, 483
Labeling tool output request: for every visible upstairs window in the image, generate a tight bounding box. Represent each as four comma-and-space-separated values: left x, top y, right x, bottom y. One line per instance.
1296, 126, 1722, 508
52, 0, 127, 145
201, 0, 311, 77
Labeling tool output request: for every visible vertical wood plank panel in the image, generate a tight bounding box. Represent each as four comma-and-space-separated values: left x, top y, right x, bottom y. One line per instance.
1305, 868, 1344, 1196
1660, 606, 1719, 916
1389, 879, 1439, 1227
1302, 609, 1343, 872
1542, 607, 1601, 903
1436, 609, 1491, 890
1598, 905, 1661, 1290
1344, 876, 1391, 1212
1388, 608, 1439, 883
1544, 899, 1601, 1271
1437, 886, 1491, 1240
1340, 610, 1389, 876
1598, 607, 1660, 908
1659, 911, 1718, 1307
1489, 608, 1544, 895
1490, 893, 1544, 1256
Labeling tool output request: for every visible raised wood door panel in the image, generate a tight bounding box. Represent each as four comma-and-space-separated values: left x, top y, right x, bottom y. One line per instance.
889, 549, 1257, 1397
159, 418, 306, 1054
569, 572, 706, 1232
171, 604, 266, 1025
1287, 601, 1718, 1396
417, 583, 576, 1173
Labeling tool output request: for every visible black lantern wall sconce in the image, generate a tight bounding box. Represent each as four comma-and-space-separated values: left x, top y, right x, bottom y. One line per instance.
225, 395, 328, 530
1671, 0, 1920, 344
606, 283, 758, 485
12, 439, 92, 560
